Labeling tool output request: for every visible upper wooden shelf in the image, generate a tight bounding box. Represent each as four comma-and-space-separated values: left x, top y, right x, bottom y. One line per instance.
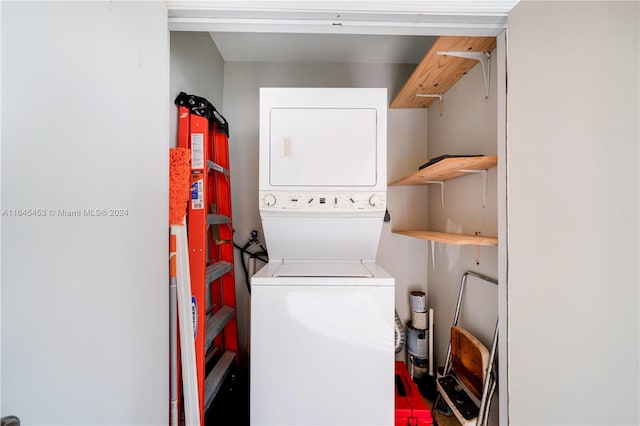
389, 156, 497, 186
390, 36, 497, 109
393, 230, 498, 246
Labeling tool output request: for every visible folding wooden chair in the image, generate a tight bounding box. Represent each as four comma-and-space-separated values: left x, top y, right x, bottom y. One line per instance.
432, 271, 498, 426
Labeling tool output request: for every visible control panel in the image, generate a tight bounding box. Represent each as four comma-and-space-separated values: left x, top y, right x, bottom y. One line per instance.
259, 191, 386, 212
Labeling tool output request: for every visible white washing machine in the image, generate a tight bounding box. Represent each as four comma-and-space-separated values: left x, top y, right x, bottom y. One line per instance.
251, 88, 394, 426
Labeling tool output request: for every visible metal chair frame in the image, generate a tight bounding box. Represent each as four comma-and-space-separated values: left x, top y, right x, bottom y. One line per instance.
433, 271, 499, 426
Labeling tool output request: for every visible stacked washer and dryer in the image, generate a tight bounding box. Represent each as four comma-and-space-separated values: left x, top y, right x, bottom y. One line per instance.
250, 88, 395, 426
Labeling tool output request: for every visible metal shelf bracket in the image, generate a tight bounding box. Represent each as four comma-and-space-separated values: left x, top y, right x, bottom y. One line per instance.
424, 180, 445, 208
459, 169, 488, 207
415, 94, 444, 116
430, 240, 436, 269
436, 51, 492, 99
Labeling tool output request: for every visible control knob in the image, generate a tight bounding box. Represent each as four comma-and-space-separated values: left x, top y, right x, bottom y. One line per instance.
368, 194, 381, 207
263, 194, 277, 207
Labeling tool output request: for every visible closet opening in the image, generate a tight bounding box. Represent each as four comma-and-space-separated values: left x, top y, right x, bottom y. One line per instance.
167, 7, 508, 425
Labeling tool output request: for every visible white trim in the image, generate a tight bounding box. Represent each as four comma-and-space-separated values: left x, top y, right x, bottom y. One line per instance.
167, 2, 516, 35
496, 28, 509, 426
169, 17, 507, 35
166, 1, 519, 15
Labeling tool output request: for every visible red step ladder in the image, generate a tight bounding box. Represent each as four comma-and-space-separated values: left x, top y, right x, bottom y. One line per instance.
175, 92, 238, 425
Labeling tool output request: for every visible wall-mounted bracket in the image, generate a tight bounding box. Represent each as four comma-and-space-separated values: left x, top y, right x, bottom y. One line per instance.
415, 94, 444, 116
430, 240, 436, 269
423, 180, 445, 208
459, 169, 488, 207
436, 51, 491, 100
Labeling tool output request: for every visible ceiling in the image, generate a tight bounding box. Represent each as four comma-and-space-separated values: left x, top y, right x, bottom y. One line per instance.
209, 32, 437, 64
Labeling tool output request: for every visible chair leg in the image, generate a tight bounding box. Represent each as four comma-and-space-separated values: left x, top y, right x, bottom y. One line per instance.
478, 378, 497, 426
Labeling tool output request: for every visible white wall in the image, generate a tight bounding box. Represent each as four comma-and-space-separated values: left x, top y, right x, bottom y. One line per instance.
383, 106, 429, 360
426, 50, 499, 365
508, 1, 639, 424
1, 2, 169, 424
170, 31, 225, 147
4, 3, 636, 424
221, 61, 429, 365
0, 1, 3, 415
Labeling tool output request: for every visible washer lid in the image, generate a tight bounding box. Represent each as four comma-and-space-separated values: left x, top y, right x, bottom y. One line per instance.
272, 260, 373, 277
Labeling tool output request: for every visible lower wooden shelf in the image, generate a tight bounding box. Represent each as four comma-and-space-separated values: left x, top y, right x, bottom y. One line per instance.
393, 230, 498, 246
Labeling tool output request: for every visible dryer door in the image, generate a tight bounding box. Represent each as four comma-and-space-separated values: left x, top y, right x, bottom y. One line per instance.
269, 107, 378, 187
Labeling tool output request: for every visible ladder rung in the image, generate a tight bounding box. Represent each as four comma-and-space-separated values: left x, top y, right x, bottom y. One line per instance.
207, 214, 230, 225
207, 160, 229, 177
204, 350, 236, 411
205, 345, 220, 365
205, 305, 235, 352
206, 261, 232, 284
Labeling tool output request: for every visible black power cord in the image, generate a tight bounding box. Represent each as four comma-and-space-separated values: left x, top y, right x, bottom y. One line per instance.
233, 230, 268, 294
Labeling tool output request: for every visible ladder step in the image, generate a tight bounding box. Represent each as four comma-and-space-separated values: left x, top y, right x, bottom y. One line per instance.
207, 160, 228, 177
204, 350, 236, 411
205, 345, 220, 365
205, 305, 235, 352
206, 261, 232, 284
207, 214, 230, 225
437, 375, 479, 422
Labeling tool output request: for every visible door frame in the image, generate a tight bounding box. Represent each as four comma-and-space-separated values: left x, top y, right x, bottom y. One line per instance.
165, 3, 513, 424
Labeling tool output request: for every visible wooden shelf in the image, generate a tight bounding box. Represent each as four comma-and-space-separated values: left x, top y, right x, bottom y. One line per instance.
390, 156, 499, 246
390, 36, 497, 109
393, 230, 498, 246
389, 156, 497, 186
389, 37, 499, 247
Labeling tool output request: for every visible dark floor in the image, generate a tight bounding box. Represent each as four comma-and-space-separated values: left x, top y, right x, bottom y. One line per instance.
205, 367, 250, 426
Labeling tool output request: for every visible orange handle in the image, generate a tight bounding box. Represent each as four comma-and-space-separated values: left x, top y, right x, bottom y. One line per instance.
169, 233, 177, 279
